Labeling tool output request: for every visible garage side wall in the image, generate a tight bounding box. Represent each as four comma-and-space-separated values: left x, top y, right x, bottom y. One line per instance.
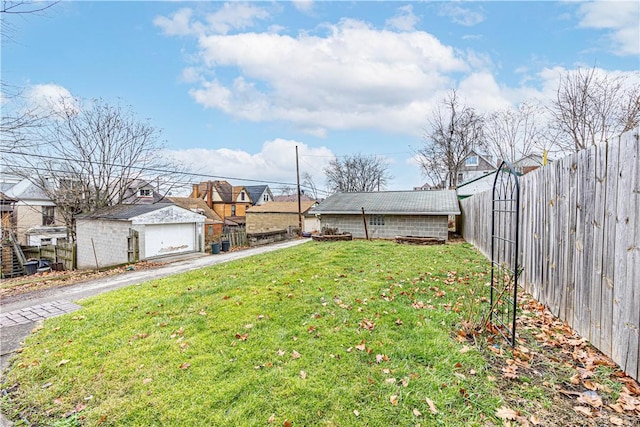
76, 219, 131, 270
319, 214, 448, 240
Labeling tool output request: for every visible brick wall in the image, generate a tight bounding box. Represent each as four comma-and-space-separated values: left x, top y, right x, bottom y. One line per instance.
319, 214, 449, 240
76, 219, 131, 269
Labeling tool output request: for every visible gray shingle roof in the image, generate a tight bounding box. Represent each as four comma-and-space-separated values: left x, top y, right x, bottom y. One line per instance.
76, 203, 176, 220
309, 190, 460, 215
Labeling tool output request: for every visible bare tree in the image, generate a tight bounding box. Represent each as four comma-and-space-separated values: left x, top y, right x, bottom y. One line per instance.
415, 90, 485, 188
550, 67, 640, 151
3, 98, 185, 239
484, 101, 547, 164
324, 153, 391, 193
301, 172, 319, 200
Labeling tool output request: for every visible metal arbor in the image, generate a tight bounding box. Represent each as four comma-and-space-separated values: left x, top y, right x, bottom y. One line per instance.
489, 161, 521, 346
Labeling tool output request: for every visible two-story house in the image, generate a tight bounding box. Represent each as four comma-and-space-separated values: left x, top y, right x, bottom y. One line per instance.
0, 175, 67, 246
190, 180, 266, 228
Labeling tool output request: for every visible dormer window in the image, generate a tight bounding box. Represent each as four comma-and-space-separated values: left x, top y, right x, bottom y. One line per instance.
465, 155, 478, 166
241, 192, 245, 201
139, 189, 152, 197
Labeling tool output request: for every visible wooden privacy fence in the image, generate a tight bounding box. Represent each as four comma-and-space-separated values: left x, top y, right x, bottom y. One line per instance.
22, 240, 76, 271
458, 129, 639, 381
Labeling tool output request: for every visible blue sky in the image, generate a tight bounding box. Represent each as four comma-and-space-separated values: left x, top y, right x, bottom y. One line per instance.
2, 1, 639, 195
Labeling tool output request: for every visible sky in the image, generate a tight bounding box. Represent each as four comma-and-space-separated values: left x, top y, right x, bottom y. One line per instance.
2, 0, 639, 196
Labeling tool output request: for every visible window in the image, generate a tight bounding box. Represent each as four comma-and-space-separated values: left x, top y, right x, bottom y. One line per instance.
231, 205, 236, 216
465, 155, 478, 166
457, 173, 464, 183
369, 215, 385, 226
241, 192, 245, 201
263, 193, 269, 202
139, 188, 152, 197
42, 206, 55, 226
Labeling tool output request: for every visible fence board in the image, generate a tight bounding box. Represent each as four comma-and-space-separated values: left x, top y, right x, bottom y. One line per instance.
459, 128, 639, 381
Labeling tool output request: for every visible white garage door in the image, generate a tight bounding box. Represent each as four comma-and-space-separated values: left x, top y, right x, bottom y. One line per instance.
145, 223, 195, 258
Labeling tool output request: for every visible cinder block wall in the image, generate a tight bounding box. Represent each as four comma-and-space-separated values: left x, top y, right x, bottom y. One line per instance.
320, 215, 448, 240
246, 212, 298, 233
76, 219, 131, 269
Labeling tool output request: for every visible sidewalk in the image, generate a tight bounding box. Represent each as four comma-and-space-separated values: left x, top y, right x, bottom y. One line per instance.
0, 239, 310, 426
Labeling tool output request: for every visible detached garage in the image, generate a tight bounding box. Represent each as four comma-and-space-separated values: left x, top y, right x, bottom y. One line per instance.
76, 203, 205, 270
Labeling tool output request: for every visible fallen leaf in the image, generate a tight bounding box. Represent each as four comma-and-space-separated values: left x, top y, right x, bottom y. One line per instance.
277, 349, 286, 357
459, 345, 470, 354
385, 378, 397, 384
529, 414, 541, 425
267, 414, 276, 424
353, 410, 360, 417
573, 406, 592, 417
390, 395, 399, 406
412, 408, 422, 417
292, 350, 301, 359
199, 310, 207, 316
609, 416, 624, 426
142, 378, 152, 384
495, 406, 518, 420
300, 370, 307, 379
283, 420, 291, 427
355, 342, 366, 351
425, 398, 438, 414
577, 391, 603, 408
178, 362, 191, 370
57, 359, 70, 367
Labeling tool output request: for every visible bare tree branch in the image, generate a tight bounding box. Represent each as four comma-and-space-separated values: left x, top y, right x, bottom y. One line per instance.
415, 90, 485, 188
324, 154, 391, 193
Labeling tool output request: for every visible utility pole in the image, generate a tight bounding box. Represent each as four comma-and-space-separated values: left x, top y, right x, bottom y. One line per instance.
296, 146, 302, 236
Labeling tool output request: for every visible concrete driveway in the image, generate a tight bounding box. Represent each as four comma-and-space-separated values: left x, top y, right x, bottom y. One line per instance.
0, 238, 309, 425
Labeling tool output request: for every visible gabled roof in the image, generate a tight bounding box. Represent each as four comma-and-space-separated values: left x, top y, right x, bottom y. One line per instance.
310, 190, 460, 215
232, 185, 252, 203
214, 180, 233, 203
4, 178, 51, 201
76, 203, 177, 220
168, 197, 224, 223
247, 201, 317, 214
245, 185, 270, 203
273, 194, 316, 203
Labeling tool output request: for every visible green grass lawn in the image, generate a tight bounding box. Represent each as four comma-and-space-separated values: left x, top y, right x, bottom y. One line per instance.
3, 240, 502, 426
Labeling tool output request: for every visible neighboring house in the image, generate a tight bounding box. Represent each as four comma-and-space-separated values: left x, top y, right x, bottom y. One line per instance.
273, 193, 316, 203
246, 201, 318, 234
456, 171, 498, 200
457, 150, 496, 185
245, 185, 274, 206
309, 190, 460, 240
120, 179, 166, 204
0, 175, 64, 245
190, 180, 254, 227
169, 196, 224, 240
75, 203, 205, 270
513, 153, 549, 175
1, 192, 18, 277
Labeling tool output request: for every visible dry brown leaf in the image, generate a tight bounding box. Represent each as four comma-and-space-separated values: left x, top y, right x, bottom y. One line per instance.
300, 370, 307, 380
495, 406, 518, 420
57, 359, 70, 367
292, 350, 301, 359
390, 395, 399, 406
529, 414, 541, 425
459, 345, 470, 354
353, 410, 360, 417
577, 392, 603, 408
425, 398, 438, 414
355, 342, 366, 351
142, 378, 152, 384
277, 349, 286, 357
609, 416, 624, 426
283, 420, 292, 427
267, 413, 276, 424
178, 362, 191, 370
412, 408, 422, 417
572, 406, 592, 417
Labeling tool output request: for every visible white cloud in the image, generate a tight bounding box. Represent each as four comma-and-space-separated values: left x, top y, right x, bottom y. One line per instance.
576, 1, 640, 55
439, 3, 485, 27
292, 0, 314, 14
25, 83, 77, 115
385, 5, 419, 32
164, 139, 333, 191
154, 3, 269, 36
163, 16, 468, 136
